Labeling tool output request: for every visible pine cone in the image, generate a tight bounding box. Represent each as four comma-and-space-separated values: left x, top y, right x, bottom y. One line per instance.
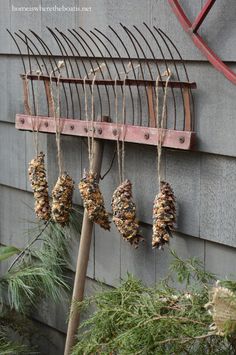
152, 181, 176, 249
28, 152, 51, 221
79, 171, 110, 230
111, 180, 142, 248
52, 173, 74, 226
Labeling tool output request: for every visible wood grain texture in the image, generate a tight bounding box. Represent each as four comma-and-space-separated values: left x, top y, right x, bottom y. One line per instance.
0, 186, 34, 249
200, 154, 236, 248
94, 223, 121, 287
200, 0, 236, 62
205, 240, 236, 280
121, 223, 156, 286
0, 122, 27, 190
165, 149, 200, 238
0, 2, 11, 54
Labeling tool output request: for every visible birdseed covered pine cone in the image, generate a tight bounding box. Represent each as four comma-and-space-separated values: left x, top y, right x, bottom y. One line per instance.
28, 152, 51, 221
111, 179, 142, 248
52, 173, 74, 226
152, 181, 176, 249
79, 171, 110, 230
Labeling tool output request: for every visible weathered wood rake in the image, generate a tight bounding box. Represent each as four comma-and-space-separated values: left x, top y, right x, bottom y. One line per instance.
9, 24, 197, 354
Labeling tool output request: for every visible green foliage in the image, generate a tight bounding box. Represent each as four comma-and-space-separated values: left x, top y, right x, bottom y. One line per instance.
0, 208, 82, 352
0, 246, 21, 262
72, 252, 234, 355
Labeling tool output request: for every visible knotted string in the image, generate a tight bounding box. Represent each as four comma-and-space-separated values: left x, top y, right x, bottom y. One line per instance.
50, 61, 64, 176
114, 76, 122, 184
156, 70, 172, 189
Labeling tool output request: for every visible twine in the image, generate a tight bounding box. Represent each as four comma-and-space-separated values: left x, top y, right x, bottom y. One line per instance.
50, 62, 64, 177
114, 76, 122, 184
156, 71, 171, 189
83, 63, 106, 173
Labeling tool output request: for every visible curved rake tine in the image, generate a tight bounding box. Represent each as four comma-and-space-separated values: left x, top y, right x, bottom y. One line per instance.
79, 27, 112, 118
67, 29, 92, 93
154, 27, 184, 130
55, 28, 82, 119
19, 30, 48, 75
94, 28, 135, 124
133, 25, 159, 126
122, 25, 151, 126
30, 30, 69, 118
47, 27, 75, 119
6, 30, 26, 73
14, 31, 43, 115
144, 24, 176, 130
158, 28, 194, 130
72, 29, 103, 118
19, 29, 50, 115
109, 25, 141, 125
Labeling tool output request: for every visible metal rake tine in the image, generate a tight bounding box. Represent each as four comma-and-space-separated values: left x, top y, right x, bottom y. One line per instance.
144, 23, 176, 129
79, 27, 112, 118
29, 29, 69, 118
72, 28, 103, 118
154, 26, 184, 130
14, 31, 43, 115
158, 28, 194, 130
94, 27, 135, 124
109, 24, 140, 125
122, 24, 151, 126
6, 29, 26, 73
55, 28, 82, 119
47, 27, 74, 119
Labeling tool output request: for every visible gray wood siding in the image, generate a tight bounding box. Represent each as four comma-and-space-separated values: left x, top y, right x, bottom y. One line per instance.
0, 0, 236, 350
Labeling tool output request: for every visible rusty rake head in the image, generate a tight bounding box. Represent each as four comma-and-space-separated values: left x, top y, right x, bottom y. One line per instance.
8, 24, 195, 131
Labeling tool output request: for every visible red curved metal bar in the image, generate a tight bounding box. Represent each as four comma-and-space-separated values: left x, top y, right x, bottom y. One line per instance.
168, 0, 236, 85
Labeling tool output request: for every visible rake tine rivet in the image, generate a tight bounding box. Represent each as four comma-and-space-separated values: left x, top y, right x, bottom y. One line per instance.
20, 118, 25, 124
97, 128, 102, 134
179, 136, 185, 143
84, 127, 88, 133
144, 132, 150, 140
112, 129, 118, 136
70, 125, 74, 130
44, 121, 49, 128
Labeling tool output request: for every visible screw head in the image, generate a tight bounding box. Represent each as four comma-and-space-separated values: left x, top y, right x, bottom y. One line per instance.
179, 136, 185, 144
20, 118, 25, 124
113, 129, 117, 136
144, 132, 150, 140
84, 127, 88, 133
44, 121, 49, 127
97, 128, 102, 134
70, 125, 74, 130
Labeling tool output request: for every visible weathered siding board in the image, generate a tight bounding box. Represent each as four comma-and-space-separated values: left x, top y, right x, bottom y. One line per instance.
165, 149, 200, 238
94, 223, 121, 287
205, 241, 236, 280
190, 62, 236, 157
0, 122, 27, 190
200, 0, 236, 62
0, 1, 11, 54
121, 223, 156, 286
200, 154, 236, 248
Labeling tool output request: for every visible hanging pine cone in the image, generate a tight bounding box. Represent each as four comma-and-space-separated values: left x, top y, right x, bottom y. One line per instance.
79, 171, 110, 230
28, 152, 51, 221
52, 173, 74, 226
111, 179, 142, 248
152, 181, 176, 249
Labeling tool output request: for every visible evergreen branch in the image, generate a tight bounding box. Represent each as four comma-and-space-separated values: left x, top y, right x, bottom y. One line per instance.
8, 219, 51, 272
